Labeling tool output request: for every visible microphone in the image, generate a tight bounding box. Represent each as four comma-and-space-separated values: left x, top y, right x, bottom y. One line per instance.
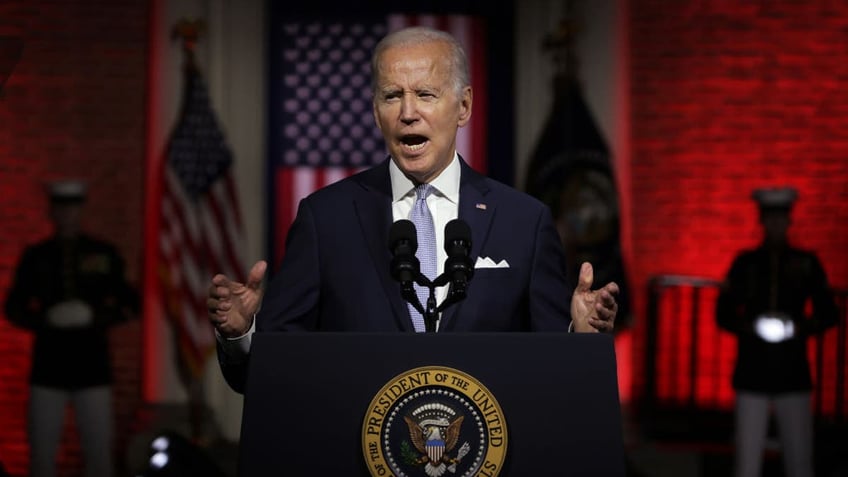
388, 220, 419, 285
443, 219, 474, 289
388, 220, 429, 318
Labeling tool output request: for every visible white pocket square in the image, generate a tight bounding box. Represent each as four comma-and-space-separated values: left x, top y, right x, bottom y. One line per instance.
474, 256, 510, 269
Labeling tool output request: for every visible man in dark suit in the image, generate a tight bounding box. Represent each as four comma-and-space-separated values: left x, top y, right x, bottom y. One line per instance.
208, 26, 620, 393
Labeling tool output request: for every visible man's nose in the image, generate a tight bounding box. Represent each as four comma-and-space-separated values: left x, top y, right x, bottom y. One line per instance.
400, 94, 419, 124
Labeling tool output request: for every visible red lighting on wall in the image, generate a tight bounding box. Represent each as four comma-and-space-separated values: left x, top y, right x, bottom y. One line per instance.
628, 1, 848, 410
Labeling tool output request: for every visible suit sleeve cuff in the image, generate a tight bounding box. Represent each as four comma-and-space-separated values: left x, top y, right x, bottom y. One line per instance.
215, 316, 256, 363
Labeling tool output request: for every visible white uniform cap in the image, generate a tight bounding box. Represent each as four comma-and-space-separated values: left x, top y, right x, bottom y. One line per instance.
751, 187, 797, 210
47, 180, 87, 202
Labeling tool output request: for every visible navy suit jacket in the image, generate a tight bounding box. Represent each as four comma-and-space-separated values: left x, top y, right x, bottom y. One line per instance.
220, 158, 572, 391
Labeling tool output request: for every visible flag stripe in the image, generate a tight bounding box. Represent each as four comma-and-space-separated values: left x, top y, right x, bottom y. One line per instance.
468, 17, 488, 174
273, 166, 357, 265
161, 171, 216, 348
273, 167, 295, 267
203, 177, 244, 278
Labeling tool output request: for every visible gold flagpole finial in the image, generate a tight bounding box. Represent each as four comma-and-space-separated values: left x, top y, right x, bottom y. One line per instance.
542, 0, 580, 80
171, 19, 205, 69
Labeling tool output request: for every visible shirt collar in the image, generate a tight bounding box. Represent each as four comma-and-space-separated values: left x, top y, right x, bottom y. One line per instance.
389, 153, 461, 204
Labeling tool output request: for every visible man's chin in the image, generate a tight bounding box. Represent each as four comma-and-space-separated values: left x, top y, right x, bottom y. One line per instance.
394, 157, 432, 179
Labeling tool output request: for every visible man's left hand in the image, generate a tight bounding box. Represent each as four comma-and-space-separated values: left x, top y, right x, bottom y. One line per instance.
570, 262, 619, 333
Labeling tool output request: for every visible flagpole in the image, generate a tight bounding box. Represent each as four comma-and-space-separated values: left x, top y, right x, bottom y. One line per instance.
170, 17, 212, 446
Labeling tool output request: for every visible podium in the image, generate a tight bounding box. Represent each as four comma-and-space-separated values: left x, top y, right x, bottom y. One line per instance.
238, 332, 625, 476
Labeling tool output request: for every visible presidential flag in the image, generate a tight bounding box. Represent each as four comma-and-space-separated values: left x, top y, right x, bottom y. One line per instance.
268, 14, 488, 267
524, 76, 631, 327
158, 61, 246, 379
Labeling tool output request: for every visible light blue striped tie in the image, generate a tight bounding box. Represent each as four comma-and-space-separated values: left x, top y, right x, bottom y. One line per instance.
409, 184, 436, 332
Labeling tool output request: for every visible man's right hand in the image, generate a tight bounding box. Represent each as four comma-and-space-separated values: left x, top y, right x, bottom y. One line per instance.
207, 260, 267, 338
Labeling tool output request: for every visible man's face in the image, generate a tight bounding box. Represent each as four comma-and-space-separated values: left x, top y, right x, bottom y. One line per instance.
372, 41, 472, 184
49, 201, 83, 238
760, 209, 790, 245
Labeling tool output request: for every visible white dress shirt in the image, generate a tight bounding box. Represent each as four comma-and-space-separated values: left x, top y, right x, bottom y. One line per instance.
389, 153, 461, 329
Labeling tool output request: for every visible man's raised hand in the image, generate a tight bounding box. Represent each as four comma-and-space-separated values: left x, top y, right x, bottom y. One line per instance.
207, 260, 267, 338
570, 262, 619, 333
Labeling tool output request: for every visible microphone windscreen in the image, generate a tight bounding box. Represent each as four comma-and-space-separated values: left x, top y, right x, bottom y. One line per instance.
389, 219, 417, 251
444, 219, 471, 249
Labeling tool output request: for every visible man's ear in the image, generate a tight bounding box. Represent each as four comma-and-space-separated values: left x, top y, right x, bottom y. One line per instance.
457, 86, 472, 127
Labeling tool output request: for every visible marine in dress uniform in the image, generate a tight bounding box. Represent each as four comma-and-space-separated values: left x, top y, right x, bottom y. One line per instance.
716, 187, 839, 477
4, 180, 139, 477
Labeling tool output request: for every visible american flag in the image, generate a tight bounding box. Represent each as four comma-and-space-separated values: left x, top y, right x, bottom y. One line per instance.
158, 64, 246, 378
269, 14, 488, 267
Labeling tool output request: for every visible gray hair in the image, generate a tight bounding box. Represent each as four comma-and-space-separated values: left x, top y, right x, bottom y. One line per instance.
370, 26, 470, 96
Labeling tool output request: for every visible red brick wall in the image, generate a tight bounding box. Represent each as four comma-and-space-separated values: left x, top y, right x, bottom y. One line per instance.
628, 2, 848, 401
0, 1, 148, 475
4, 0, 848, 472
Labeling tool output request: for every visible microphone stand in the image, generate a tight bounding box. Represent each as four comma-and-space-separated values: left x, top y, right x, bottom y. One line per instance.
408, 272, 469, 332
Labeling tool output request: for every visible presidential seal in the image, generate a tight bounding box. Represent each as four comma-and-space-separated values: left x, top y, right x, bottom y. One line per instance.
362, 366, 507, 477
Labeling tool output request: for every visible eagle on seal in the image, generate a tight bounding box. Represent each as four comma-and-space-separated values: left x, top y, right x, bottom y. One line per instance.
404, 415, 465, 477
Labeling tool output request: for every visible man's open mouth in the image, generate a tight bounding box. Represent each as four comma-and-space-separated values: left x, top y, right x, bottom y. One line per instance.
400, 134, 429, 152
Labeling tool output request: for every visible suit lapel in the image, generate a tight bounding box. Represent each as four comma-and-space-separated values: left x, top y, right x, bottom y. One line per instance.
439, 159, 494, 330
353, 159, 416, 332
